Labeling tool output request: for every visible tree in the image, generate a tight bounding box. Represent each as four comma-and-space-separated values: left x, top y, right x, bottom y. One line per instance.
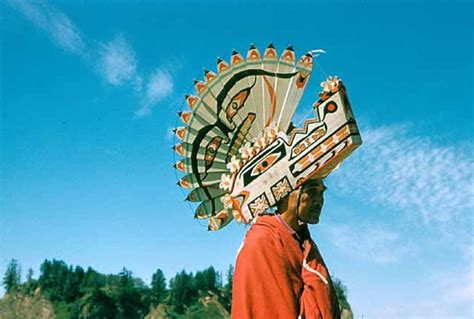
3, 259, 21, 292
118, 268, 133, 288
333, 277, 352, 312
26, 268, 34, 282
38, 259, 71, 301
204, 266, 217, 292
82, 267, 105, 290
22, 267, 38, 295
78, 287, 117, 319
110, 268, 149, 319
194, 267, 217, 294
224, 264, 233, 291
63, 266, 84, 302
218, 264, 233, 312
150, 268, 167, 305
169, 270, 197, 313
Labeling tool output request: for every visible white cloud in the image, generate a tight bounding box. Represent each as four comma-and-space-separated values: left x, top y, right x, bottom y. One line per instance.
325, 124, 474, 316
49, 10, 85, 54
367, 266, 474, 317
323, 223, 410, 264
99, 36, 141, 87
435, 266, 474, 308
167, 127, 176, 142
8, 1, 174, 116
146, 69, 173, 103
135, 69, 174, 117
9, 0, 86, 55
444, 281, 474, 313
330, 124, 474, 224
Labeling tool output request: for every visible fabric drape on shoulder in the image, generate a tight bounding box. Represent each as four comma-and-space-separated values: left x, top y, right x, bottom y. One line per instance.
300, 239, 341, 319
232, 215, 303, 318
231, 215, 340, 319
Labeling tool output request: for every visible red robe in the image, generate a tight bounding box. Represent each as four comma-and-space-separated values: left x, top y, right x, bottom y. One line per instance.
232, 215, 340, 319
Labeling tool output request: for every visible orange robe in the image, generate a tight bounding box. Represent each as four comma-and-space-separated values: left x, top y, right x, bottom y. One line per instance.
232, 215, 340, 319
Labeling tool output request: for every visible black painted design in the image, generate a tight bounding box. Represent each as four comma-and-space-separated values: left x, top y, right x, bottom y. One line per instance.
190, 69, 299, 213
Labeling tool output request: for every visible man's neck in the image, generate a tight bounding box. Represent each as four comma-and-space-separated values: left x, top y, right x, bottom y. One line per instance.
279, 208, 302, 232
276, 212, 310, 245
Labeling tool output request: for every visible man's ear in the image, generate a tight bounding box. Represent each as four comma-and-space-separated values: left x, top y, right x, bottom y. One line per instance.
286, 189, 299, 213
299, 192, 309, 206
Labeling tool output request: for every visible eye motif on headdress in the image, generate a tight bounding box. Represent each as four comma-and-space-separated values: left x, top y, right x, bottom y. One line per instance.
174, 44, 362, 231
226, 85, 253, 125
251, 153, 280, 177
204, 137, 222, 170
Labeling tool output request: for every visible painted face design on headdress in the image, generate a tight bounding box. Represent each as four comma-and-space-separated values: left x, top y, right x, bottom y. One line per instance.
204, 137, 222, 170
228, 82, 361, 222
241, 140, 286, 186
174, 44, 362, 230
225, 85, 253, 125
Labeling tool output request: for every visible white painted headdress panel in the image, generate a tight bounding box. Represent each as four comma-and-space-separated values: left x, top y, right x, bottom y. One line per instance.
173, 44, 362, 231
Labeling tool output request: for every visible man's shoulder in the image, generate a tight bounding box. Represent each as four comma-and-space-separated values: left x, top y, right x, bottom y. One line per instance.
242, 215, 285, 248
235, 215, 284, 264
235, 214, 304, 271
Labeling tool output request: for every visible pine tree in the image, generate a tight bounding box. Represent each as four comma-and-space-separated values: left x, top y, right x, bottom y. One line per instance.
150, 268, 167, 305
333, 277, 352, 311
38, 259, 71, 301
193, 266, 218, 293
218, 264, 234, 312
26, 268, 34, 282
3, 259, 21, 292
225, 264, 234, 291
169, 270, 197, 313
113, 268, 148, 319
79, 287, 117, 319
23, 267, 37, 294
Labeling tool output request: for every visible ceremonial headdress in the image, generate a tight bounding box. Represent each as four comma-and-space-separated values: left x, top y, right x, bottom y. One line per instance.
173, 44, 362, 231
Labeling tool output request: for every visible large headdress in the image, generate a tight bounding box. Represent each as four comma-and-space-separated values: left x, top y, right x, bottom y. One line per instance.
173, 44, 362, 231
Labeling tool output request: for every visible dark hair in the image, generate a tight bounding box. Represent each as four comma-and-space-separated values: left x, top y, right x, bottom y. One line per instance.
275, 179, 325, 213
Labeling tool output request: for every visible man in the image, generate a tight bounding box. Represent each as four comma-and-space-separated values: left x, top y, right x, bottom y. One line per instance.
232, 179, 340, 319
172, 45, 361, 317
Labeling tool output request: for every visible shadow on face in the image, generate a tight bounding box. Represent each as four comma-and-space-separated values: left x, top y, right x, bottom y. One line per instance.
276, 179, 327, 225
298, 179, 327, 224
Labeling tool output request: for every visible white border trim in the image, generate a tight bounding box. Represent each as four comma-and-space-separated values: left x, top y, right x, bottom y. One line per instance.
303, 259, 329, 286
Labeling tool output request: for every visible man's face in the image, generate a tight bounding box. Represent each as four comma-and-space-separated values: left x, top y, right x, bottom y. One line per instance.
297, 179, 326, 224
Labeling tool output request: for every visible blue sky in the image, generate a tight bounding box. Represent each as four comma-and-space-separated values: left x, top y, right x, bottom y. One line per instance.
1, 0, 473, 317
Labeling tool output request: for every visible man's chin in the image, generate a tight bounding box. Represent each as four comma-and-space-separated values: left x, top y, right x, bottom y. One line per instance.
306, 214, 320, 224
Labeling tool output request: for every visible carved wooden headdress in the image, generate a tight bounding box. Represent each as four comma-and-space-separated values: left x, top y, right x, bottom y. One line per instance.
173, 44, 362, 230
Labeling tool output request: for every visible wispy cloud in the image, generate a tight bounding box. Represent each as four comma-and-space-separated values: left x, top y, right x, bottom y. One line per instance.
330, 123, 474, 224
325, 123, 473, 266
370, 266, 474, 317
435, 267, 474, 308
9, 0, 86, 55
8, 0, 173, 116
166, 127, 176, 142
323, 223, 411, 264
146, 69, 174, 104
99, 36, 142, 89
135, 69, 174, 117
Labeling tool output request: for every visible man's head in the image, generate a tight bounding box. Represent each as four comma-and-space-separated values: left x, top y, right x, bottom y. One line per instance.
276, 179, 327, 227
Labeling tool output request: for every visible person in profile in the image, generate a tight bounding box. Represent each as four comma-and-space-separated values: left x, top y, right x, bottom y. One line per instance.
231, 178, 341, 318
173, 44, 361, 319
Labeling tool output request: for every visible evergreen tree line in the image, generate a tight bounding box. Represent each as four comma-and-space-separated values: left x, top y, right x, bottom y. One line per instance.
2, 258, 233, 318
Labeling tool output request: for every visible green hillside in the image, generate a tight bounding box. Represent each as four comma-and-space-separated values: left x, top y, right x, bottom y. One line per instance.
1, 259, 351, 318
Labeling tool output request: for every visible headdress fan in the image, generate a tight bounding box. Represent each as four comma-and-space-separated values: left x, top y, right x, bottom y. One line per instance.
173, 44, 362, 231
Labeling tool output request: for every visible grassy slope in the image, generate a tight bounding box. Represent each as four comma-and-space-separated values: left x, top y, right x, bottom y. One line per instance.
0, 291, 56, 319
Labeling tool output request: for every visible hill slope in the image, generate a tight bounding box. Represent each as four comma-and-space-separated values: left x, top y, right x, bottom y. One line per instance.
0, 290, 55, 319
